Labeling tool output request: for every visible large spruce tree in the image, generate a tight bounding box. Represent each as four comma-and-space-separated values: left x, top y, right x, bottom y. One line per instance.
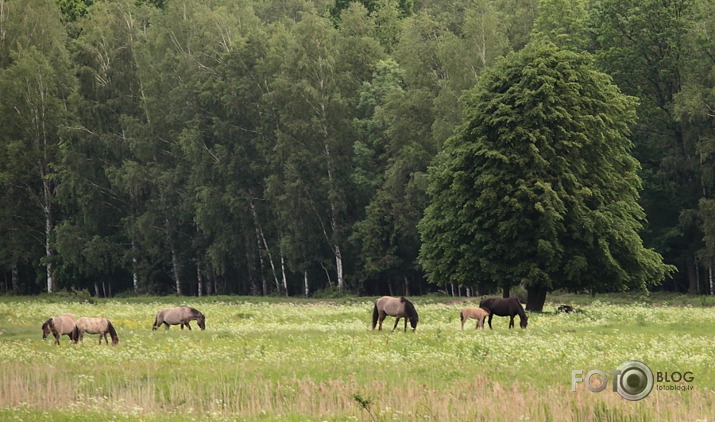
418, 42, 674, 311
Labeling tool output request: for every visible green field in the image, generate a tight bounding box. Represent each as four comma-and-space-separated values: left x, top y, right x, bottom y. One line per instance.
0, 293, 713, 421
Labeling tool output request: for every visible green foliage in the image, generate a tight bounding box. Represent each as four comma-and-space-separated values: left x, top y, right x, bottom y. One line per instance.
419, 41, 674, 306
0, 0, 712, 299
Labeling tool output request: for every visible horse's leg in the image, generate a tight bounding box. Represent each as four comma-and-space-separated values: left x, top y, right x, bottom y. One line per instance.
54, 332, 60, 345
509, 316, 515, 329
487, 314, 493, 330
403, 318, 408, 332
392, 317, 400, 332
378, 312, 386, 330
186, 321, 192, 330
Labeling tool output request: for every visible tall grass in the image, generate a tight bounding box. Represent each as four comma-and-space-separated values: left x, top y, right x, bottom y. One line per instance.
0, 297, 713, 421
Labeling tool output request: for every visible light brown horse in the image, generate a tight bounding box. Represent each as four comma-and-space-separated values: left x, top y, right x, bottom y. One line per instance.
460, 307, 490, 330
372, 296, 419, 332
41, 313, 77, 345
153, 306, 205, 330
72, 317, 119, 346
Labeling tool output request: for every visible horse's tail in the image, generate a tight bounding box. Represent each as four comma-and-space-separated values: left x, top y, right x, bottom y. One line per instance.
71, 325, 80, 343
107, 320, 119, 345
152, 311, 161, 330
459, 310, 464, 322
371, 303, 379, 330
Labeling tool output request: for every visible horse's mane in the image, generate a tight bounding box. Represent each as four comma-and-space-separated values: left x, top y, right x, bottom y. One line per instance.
402, 298, 418, 321
107, 320, 119, 344
511, 297, 528, 319
42, 318, 53, 329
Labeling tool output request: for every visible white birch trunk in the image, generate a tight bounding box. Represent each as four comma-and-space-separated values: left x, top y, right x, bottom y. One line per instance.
171, 245, 181, 296
335, 245, 344, 293
323, 143, 344, 293
131, 240, 139, 291
197, 262, 203, 297
132, 258, 139, 291
44, 190, 55, 293
280, 254, 288, 297
304, 270, 309, 298
250, 201, 277, 295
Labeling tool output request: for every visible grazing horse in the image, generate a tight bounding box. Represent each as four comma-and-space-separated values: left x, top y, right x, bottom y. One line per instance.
460, 307, 490, 330
41, 314, 77, 345
479, 297, 528, 329
73, 317, 119, 346
153, 306, 205, 331
372, 296, 419, 332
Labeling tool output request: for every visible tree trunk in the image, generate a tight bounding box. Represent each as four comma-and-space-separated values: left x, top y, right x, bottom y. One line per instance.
526, 284, 548, 312
502, 286, 510, 298
170, 244, 182, 296
323, 141, 344, 294
131, 240, 139, 292
197, 260, 204, 297
251, 201, 280, 294
280, 254, 288, 297
11, 263, 19, 293
245, 236, 258, 295
403, 275, 410, 296
94, 282, 100, 298
44, 199, 55, 293
302, 270, 308, 297
687, 256, 698, 294
335, 245, 344, 293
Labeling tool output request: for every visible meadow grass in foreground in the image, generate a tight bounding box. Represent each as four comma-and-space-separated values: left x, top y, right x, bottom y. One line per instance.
0, 295, 713, 421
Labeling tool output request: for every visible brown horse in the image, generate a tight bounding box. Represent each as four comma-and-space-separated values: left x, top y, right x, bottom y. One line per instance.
479, 297, 528, 329
41, 314, 77, 345
372, 296, 419, 332
460, 307, 490, 330
72, 317, 119, 346
153, 306, 205, 330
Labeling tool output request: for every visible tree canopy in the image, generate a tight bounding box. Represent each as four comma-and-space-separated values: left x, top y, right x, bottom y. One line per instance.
418, 42, 674, 310
0, 0, 711, 300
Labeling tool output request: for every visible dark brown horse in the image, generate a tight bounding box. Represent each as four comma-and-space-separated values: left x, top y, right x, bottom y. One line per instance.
153, 306, 205, 330
479, 297, 528, 329
372, 296, 419, 332
41, 314, 77, 345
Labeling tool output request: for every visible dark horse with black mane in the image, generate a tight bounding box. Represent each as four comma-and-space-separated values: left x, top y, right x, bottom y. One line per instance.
479, 297, 528, 329
372, 296, 419, 332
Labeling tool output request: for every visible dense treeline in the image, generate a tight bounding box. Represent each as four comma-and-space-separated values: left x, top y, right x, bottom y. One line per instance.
0, 0, 713, 298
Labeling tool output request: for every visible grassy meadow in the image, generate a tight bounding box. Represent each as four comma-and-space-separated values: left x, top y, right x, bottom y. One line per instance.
0, 293, 714, 421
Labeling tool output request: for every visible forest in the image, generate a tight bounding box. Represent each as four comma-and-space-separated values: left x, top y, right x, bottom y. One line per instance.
0, 0, 714, 299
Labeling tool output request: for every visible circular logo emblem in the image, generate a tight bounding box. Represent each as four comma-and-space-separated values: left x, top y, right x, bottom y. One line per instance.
616, 360, 654, 401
